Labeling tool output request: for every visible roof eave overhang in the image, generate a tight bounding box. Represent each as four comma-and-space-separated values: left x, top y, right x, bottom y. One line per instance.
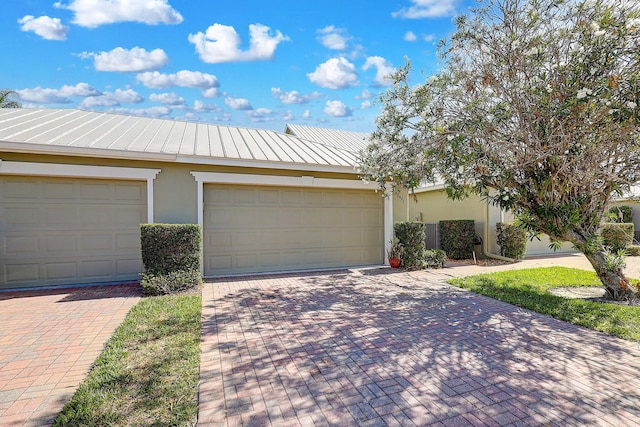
0, 141, 361, 175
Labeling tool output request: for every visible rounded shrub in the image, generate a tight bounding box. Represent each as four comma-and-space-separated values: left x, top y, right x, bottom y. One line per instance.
496, 222, 527, 260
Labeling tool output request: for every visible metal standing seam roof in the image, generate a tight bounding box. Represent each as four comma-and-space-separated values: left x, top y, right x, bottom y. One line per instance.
285, 123, 372, 152
0, 109, 361, 170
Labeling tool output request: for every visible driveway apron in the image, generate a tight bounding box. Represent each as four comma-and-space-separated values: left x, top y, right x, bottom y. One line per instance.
0, 284, 141, 426
198, 264, 640, 426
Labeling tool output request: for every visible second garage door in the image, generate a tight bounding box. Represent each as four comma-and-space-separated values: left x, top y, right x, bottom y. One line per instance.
203, 184, 384, 276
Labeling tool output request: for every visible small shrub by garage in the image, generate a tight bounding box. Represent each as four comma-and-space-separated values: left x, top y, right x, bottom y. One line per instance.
140, 224, 202, 296
424, 249, 447, 268
439, 220, 476, 260
496, 222, 527, 260
601, 223, 634, 251
394, 222, 426, 269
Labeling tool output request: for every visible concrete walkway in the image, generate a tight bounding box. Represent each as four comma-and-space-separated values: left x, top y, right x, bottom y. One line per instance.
0, 284, 141, 427
198, 254, 640, 426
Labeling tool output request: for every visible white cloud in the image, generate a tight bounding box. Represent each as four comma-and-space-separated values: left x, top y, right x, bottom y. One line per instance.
54, 0, 183, 28
17, 82, 100, 104
59, 82, 101, 97
202, 88, 223, 98
136, 70, 219, 89
192, 100, 222, 113
188, 23, 290, 64
85, 47, 169, 72
17, 87, 72, 104
149, 92, 185, 105
404, 31, 418, 42
392, 0, 457, 19
18, 15, 69, 40
175, 112, 201, 122
79, 88, 143, 108
423, 34, 436, 42
280, 111, 294, 121
302, 109, 311, 119
317, 25, 350, 50
363, 56, 395, 87
271, 88, 322, 105
225, 97, 253, 110
324, 100, 353, 117
247, 108, 274, 122
108, 106, 172, 118
355, 89, 373, 100
213, 112, 233, 123
360, 100, 372, 109
307, 57, 359, 90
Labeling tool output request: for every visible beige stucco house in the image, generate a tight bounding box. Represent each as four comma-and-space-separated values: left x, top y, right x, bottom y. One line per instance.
0, 108, 570, 291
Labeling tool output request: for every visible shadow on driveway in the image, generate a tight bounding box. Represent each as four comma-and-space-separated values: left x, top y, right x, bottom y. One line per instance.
198, 268, 640, 426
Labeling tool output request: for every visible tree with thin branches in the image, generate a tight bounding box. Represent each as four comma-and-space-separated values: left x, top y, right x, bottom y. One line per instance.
360, 0, 640, 300
0, 90, 21, 108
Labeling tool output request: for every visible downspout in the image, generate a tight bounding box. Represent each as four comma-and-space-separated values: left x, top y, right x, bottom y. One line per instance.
483, 201, 516, 262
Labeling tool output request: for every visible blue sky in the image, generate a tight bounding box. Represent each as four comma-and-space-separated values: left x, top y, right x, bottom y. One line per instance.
2, 0, 471, 132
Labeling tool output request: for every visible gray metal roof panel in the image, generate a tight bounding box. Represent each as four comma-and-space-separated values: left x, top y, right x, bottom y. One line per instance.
0, 109, 360, 170
285, 123, 371, 152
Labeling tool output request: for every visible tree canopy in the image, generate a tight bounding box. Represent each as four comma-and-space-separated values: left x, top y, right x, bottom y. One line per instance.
360, 0, 640, 300
0, 90, 21, 108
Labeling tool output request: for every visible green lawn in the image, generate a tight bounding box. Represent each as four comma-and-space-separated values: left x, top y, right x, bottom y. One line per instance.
449, 266, 640, 342
54, 294, 202, 426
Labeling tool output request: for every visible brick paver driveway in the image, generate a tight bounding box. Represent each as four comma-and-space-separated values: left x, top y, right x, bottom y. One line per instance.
0, 284, 141, 426
198, 266, 640, 426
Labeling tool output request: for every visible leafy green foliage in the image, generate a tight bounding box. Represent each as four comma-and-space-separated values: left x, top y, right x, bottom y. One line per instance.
439, 220, 476, 260
450, 267, 640, 342
140, 224, 202, 295
627, 244, 640, 256
601, 223, 634, 251
140, 224, 201, 275
496, 222, 527, 260
386, 239, 404, 259
608, 205, 634, 223
360, 0, 640, 299
0, 89, 20, 108
394, 222, 426, 269
141, 270, 202, 296
424, 249, 447, 268
54, 295, 201, 426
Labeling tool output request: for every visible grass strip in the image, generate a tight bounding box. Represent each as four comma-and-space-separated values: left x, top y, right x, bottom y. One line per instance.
54, 294, 201, 426
449, 266, 640, 342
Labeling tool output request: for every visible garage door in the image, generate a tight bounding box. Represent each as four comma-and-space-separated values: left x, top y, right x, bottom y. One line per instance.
0, 176, 147, 289
203, 184, 384, 276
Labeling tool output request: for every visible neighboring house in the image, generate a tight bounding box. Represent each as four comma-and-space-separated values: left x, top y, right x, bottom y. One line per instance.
0, 109, 571, 291
0, 109, 394, 290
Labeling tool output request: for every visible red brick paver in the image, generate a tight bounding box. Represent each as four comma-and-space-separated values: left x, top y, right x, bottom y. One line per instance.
199, 255, 640, 426
0, 285, 141, 426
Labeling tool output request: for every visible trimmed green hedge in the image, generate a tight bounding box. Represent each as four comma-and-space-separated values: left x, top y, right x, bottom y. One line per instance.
439, 220, 475, 260
140, 224, 202, 295
394, 222, 426, 270
496, 222, 527, 260
601, 223, 634, 251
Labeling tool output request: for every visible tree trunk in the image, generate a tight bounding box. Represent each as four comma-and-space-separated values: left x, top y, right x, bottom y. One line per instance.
584, 251, 636, 301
